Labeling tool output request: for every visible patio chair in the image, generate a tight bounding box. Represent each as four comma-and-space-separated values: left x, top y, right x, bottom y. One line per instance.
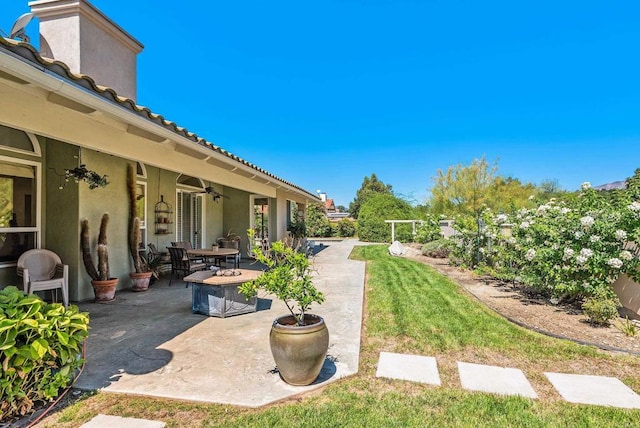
225, 252, 241, 269
148, 243, 171, 264
171, 241, 203, 263
167, 246, 207, 287
17, 249, 69, 307
171, 241, 192, 249
148, 243, 172, 274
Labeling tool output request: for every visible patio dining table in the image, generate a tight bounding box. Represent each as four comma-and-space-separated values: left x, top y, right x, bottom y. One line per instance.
187, 248, 240, 269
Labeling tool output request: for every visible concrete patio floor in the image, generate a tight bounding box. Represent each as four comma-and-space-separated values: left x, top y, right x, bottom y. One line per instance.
73, 239, 365, 407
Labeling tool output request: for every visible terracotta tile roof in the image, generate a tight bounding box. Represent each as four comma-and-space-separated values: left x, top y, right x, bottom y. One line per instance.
0, 37, 319, 200
324, 198, 335, 211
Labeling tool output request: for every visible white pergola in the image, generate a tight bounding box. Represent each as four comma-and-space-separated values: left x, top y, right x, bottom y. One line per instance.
384, 220, 424, 242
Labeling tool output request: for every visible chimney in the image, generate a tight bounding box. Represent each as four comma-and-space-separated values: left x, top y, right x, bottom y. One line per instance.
29, 0, 143, 101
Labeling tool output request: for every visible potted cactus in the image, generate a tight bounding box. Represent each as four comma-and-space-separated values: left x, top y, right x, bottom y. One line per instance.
80, 213, 118, 302
127, 164, 152, 291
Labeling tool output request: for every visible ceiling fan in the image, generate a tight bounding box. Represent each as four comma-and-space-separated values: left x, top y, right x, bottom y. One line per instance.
201, 186, 230, 203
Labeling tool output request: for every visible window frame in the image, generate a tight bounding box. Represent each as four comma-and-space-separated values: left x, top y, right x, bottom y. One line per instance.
0, 124, 42, 157
0, 155, 41, 267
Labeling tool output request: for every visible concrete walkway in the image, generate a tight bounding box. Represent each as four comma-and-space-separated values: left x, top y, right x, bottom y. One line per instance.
74, 239, 365, 407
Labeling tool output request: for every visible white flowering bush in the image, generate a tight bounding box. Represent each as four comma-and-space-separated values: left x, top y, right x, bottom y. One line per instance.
448, 169, 640, 323
414, 214, 443, 244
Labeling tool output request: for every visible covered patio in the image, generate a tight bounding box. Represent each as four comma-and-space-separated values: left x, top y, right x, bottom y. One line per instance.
72, 239, 365, 407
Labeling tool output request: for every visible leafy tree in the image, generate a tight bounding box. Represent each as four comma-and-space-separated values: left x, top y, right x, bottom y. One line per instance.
490, 176, 537, 212
532, 179, 569, 204
305, 202, 332, 237
430, 157, 543, 217
335, 205, 347, 212
348, 173, 393, 219
430, 156, 498, 218
0, 178, 12, 228
358, 194, 416, 242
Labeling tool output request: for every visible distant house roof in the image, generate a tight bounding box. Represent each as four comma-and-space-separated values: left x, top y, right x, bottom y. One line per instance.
324, 198, 336, 212
0, 37, 319, 200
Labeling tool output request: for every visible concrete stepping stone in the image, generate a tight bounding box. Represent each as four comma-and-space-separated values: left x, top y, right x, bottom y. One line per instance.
376, 352, 441, 385
545, 372, 640, 409
80, 414, 165, 428
457, 361, 538, 398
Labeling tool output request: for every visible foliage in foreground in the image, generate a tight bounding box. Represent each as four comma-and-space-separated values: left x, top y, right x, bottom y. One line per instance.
0, 286, 89, 423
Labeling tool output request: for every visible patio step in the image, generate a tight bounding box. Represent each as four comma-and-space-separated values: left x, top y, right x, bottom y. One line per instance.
80, 414, 165, 428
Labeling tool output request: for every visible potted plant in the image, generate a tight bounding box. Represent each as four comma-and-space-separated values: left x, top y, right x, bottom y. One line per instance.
127, 164, 152, 291
80, 213, 118, 302
217, 229, 241, 250
239, 229, 328, 386
287, 211, 307, 251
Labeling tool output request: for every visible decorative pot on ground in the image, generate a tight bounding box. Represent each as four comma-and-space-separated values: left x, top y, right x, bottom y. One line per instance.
91, 278, 118, 302
240, 229, 328, 386
129, 271, 152, 292
270, 314, 329, 385
81, 213, 118, 302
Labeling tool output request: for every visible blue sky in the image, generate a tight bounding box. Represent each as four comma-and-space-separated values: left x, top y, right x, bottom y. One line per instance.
2, 1, 639, 207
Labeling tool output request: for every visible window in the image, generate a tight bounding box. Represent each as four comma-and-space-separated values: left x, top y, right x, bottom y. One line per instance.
0, 124, 41, 156
0, 158, 40, 264
136, 182, 146, 228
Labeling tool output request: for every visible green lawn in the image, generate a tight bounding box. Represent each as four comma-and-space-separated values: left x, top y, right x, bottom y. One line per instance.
43, 245, 640, 427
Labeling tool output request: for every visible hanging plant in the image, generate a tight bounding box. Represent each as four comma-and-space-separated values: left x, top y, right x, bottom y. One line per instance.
52, 148, 109, 190
65, 164, 109, 189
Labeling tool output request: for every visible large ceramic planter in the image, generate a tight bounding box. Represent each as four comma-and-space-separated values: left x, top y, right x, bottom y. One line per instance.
129, 271, 152, 292
91, 278, 118, 302
270, 314, 329, 386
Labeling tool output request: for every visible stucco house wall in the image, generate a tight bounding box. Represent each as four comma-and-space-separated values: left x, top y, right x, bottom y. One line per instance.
0, 0, 319, 302
222, 187, 251, 257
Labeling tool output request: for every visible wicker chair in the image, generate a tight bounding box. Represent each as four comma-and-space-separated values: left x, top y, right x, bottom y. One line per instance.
17, 249, 69, 307
166, 246, 206, 287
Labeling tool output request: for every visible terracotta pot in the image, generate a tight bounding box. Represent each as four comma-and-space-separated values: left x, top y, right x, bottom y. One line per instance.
91, 278, 118, 302
129, 271, 152, 292
269, 314, 329, 386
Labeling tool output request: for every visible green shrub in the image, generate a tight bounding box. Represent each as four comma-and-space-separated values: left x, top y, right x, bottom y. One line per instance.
0, 286, 89, 423
616, 316, 638, 337
582, 295, 620, 325
358, 194, 416, 242
336, 219, 356, 237
306, 202, 333, 237
421, 239, 451, 258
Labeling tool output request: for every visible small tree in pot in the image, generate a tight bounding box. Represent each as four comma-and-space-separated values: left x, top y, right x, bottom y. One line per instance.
240, 229, 328, 386
80, 213, 118, 302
